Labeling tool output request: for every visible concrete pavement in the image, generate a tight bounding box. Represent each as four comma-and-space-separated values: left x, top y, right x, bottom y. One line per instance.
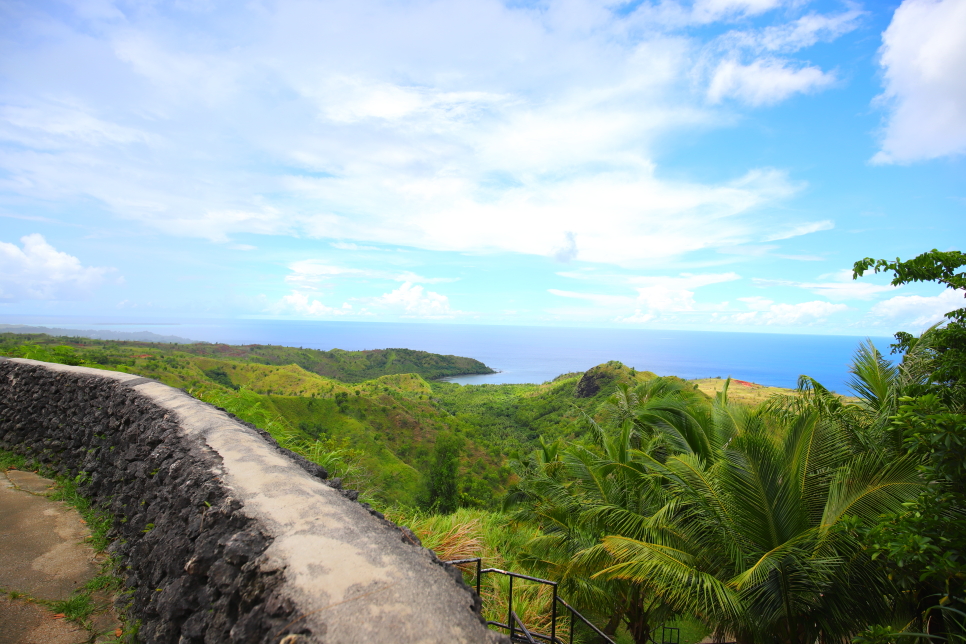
0, 468, 120, 644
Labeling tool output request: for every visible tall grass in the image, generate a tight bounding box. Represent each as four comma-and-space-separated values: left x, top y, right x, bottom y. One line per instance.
385, 507, 578, 641
195, 386, 376, 500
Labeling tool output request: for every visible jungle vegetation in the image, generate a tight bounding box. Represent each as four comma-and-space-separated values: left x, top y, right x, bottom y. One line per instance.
0, 335, 654, 508
2, 248, 962, 644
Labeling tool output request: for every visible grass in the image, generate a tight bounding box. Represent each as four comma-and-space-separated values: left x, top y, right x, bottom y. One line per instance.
50, 592, 97, 621
388, 505, 716, 644
671, 617, 712, 644
690, 377, 797, 406
386, 507, 575, 640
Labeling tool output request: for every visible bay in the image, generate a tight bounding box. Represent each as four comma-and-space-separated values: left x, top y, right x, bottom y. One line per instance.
6, 317, 888, 394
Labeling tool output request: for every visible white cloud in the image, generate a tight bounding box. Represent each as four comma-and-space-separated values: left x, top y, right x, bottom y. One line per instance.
627, 272, 741, 289
762, 219, 834, 241
873, 0, 966, 163
330, 241, 381, 251
159, 208, 292, 244
369, 282, 459, 319
630, 273, 740, 312
753, 269, 900, 301
0, 103, 156, 148
805, 281, 897, 301
551, 271, 740, 321
284, 260, 455, 289
727, 300, 848, 325
738, 295, 774, 310
0, 0, 850, 268
635, 285, 699, 311
615, 311, 658, 324
548, 289, 632, 307
870, 288, 966, 329
553, 232, 579, 263
273, 291, 355, 317
0, 234, 111, 301
708, 58, 836, 106
691, 0, 784, 24
284, 261, 377, 288
718, 9, 865, 54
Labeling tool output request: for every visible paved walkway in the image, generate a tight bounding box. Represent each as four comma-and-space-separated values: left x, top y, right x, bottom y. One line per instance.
0, 468, 121, 644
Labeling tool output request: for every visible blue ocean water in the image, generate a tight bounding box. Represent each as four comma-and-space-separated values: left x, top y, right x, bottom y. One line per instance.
8, 318, 889, 394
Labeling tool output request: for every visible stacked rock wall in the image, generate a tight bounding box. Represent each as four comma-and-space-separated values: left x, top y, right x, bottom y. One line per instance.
0, 358, 501, 644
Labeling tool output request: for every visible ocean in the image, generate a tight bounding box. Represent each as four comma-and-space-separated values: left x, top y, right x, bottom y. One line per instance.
6, 318, 889, 394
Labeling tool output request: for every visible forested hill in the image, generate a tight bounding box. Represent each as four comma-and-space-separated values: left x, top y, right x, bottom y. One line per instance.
0, 333, 671, 508
0, 333, 493, 383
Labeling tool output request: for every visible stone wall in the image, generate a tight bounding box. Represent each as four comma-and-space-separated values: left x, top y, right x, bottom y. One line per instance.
0, 358, 503, 644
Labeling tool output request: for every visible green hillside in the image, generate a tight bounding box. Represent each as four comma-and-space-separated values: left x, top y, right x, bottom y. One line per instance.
429, 361, 663, 456
0, 335, 663, 508
0, 333, 492, 383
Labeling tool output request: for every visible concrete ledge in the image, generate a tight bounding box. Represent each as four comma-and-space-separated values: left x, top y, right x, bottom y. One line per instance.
0, 359, 503, 644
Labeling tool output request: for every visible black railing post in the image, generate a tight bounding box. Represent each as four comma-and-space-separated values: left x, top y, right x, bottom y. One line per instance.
508, 574, 514, 641
551, 583, 557, 644
443, 560, 616, 644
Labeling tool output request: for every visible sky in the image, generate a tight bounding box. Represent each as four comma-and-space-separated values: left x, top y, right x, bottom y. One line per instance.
1, 0, 964, 337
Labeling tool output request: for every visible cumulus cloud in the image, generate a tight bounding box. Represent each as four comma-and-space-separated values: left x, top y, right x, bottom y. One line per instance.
708, 58, 836, 106
0, 0, 853, 267
368, 282, 459, 319
0, 234, 112, 301
552, 271, 740, 322
629, 273, 740, 312
548, 290, 632, 307
615, 311, 658, 324
873, 0, 966, 163
273, 291, 356, 317
869, 288, 966, 329
635, 286, 699, 312
284, 261, 379, 288
737, 295, 774, 310
727, 300, 848, 325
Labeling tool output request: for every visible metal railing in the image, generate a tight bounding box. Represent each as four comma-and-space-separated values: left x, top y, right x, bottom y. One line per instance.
445, 557, 680, 644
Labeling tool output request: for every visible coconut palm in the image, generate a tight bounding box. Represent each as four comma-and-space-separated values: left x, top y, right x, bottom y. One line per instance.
585, 406, 922, 644
767, 328, 941, 456
507, 378, 722, 643
513, 423, 677, 643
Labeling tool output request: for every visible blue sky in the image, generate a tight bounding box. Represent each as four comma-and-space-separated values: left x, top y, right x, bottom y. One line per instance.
1, 0, 964, 336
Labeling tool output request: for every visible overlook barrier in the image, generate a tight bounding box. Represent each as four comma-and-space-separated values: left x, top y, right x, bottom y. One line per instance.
0, 358, 505, 644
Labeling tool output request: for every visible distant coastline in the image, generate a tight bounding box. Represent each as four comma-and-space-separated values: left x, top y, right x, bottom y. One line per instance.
0, 324, 196, 344
0, 319, 879, 393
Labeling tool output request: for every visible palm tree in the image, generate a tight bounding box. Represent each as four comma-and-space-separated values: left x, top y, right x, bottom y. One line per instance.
511, 425, 678, 643
507, 378, 719, 643
587, 406, 922, 643
510, 374, 925, 644
768, 329, 940, 455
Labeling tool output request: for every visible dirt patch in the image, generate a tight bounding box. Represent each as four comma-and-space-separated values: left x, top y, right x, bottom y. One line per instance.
0, 596, 89, 644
